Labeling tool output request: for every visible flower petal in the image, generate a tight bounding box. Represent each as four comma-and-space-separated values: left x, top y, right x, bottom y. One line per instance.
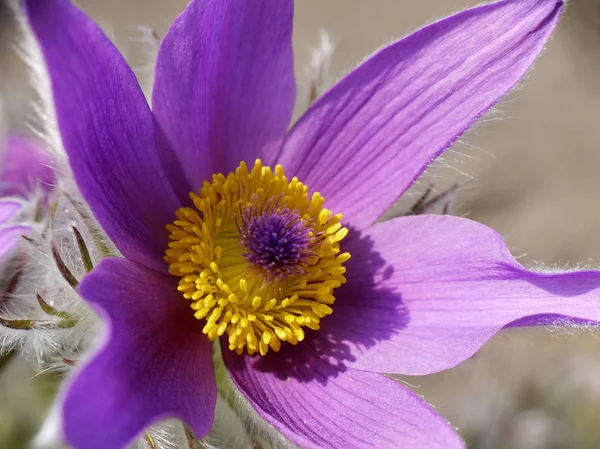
23, 0, 182, 272
223, 348, 464, 449
153, 0, 296, 189
1, 135, 54, 196
63, 258, 216, 449
277, 0, 563, 230
325, 215, 600, 376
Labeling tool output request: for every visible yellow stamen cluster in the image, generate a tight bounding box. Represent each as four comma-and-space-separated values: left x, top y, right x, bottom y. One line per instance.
165, 160, 350, 356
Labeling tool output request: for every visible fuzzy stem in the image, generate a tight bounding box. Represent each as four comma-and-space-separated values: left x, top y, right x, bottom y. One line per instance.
37, 293, 74, 320
62, 357, 76, 366
21, 234, 41, 249
406, 185, 434, 215
72, 226, 94, 272
423, 183, 460, 215
33, 196, 45, 223
51, 242, 79, 288
0, 293, 79, 330
0, 316, 36, 330
65, 193, 114, 257
144, 433, 157, 449
0, 314, 77, 330
184, 426, 208, 449
406, 184, 460, 216
0, 264, 25, 298
56, 317, 80, 328
212, 344, 268, 449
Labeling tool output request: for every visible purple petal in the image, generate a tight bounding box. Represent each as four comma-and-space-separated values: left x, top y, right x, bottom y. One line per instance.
153, 0, 296, 188
24, 0, 183, 272
1, 135, 54, 196
223, 348, 463, 449
276, 0, 563, 230
64, 258, 216, 449
323, 215, 600, 376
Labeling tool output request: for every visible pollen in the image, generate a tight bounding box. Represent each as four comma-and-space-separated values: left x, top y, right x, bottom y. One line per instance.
165, 160, 350, 356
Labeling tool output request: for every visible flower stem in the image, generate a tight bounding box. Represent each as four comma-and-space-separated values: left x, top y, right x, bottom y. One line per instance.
406, 185, 434, 215
0, 316, 35, 330
0, 264, 24, 300
0, 293, 79, 330
72, 226, 94, 273
144, 433, 157, 449
37, 293, 73, 320
184, 426, 208, 449
51, 242, 79, 288
65, 193, 115, 257
406, 183, 460, 216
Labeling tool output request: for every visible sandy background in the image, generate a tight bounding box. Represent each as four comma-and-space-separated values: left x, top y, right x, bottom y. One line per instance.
1, 0, 600, 448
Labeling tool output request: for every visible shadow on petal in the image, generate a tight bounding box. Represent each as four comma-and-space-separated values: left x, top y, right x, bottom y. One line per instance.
236, 228, 410, 385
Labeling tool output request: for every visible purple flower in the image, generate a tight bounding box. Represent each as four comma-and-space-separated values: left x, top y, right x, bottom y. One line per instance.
0, 135, 53, 259
23, 0, 600, 448
0, 135, 54, 197
0, 200, 29, 261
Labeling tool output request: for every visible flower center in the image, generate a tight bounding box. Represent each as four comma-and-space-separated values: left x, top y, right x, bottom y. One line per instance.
165, 160, 350, 356
238, 200, 314, 280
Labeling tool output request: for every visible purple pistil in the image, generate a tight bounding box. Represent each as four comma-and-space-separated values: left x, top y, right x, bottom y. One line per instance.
238, 204, 314, 280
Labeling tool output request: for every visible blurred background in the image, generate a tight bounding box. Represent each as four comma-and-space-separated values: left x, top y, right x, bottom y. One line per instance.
2, 0, 600, 448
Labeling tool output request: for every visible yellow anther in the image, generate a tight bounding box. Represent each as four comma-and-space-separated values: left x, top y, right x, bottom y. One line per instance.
319, 209, 331, 225
259, 340, 268, 356
164, 160, 349, 356
194, 307, 210, 320
274, 328, 287, 340
333, 227, 349, 243
263, 331, 272, 344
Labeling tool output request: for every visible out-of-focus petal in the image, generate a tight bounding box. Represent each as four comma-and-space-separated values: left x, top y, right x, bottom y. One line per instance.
0, 225, 30, 259
322, 215, 600, 376
0, 201, 21, 225
153, 0, 295, 189
63, 258, 216, 449
223, 347, 464, 449
0, 135, 54, 196
277, 0, 563, 230
23, 0, 183, 272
